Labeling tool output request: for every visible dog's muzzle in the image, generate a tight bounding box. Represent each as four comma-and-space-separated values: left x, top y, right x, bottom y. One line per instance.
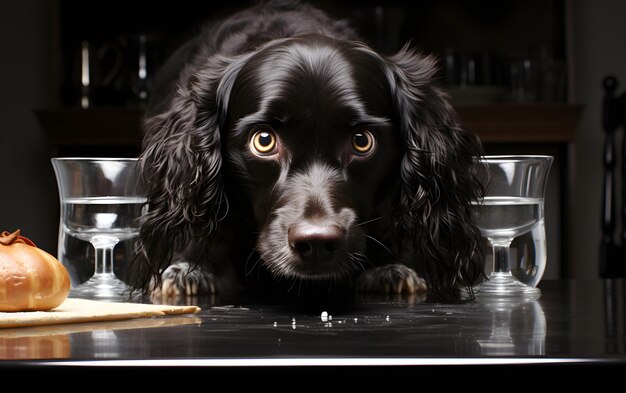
257, 163, 364, 279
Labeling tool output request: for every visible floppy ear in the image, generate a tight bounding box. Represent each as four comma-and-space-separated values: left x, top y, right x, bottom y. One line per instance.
383, 46, 486, 300
127, 54, 245, 293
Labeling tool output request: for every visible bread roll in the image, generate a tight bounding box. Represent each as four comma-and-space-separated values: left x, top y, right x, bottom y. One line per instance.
0, 229, 70, 312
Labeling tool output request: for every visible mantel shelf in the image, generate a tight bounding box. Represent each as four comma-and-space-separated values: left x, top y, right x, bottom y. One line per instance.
36, 107, 145, 147
36, 104, 582, 148
456, 103, 582, 143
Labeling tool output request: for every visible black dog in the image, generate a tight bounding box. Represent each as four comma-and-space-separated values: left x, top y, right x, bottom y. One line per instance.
127, 0, 486, 301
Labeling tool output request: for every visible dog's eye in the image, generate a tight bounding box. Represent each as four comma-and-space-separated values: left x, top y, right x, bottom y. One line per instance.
250, 130, 277, 155
352, 130, 375, 155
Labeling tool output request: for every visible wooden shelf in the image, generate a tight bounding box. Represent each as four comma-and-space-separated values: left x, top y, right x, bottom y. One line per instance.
457, 103, 582, 144
37, 104, 583, 149
36, 107, 144, 147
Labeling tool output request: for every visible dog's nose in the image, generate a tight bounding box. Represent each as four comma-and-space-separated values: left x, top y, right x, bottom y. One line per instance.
288, 222, 344, 262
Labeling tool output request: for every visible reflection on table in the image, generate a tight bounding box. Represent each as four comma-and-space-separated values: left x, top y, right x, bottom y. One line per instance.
0, 279, 624, 365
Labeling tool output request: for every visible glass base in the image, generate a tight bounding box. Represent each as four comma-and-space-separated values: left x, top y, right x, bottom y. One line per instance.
474, 272, 541, 300
69, 273, 139, 302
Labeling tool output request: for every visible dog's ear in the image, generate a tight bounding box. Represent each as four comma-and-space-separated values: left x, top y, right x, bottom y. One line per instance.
381, 46, 486, 300
127, 54, 246, 293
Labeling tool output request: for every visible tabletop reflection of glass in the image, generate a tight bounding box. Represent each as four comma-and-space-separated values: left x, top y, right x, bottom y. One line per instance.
475, 298, 546, 356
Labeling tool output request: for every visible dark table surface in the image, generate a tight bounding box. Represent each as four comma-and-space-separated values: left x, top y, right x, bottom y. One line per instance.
2, 278, 625, 381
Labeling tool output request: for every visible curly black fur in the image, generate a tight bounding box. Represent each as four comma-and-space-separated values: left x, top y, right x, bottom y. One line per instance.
126, 0, 486, 301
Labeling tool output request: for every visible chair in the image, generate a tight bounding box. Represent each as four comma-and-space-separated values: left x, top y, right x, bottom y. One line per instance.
600, 76, 626, 277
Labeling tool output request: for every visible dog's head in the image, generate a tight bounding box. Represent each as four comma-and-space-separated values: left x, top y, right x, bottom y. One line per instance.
221, 36, 405, 281
134, 35, 485, 299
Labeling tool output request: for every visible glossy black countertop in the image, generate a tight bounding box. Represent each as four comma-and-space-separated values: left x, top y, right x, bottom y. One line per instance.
1, 279, 625, 380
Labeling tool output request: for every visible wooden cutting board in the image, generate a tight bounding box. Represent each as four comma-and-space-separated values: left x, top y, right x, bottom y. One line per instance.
0, 298, 201, 329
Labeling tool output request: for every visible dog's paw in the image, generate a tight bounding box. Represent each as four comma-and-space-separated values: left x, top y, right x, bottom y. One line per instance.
151, 262, 219, 297
356, 264, 427, 294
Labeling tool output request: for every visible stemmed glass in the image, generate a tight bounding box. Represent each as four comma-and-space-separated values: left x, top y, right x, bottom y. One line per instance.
471, 155, 553, 299
52, 157, 146, 300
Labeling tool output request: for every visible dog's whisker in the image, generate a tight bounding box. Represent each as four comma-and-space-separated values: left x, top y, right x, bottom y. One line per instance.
355, 216, 384, 227
288, 277, 304, 298
243, 249, 259, 278
246, 256, 263, 280
245, 251, 264, 279
298, 278, 304, 297
286, 277, 299, 293
328, 277, 337, 293
365, 234, 394, 257
349, 251, 371, 273
216, 195, 230, 222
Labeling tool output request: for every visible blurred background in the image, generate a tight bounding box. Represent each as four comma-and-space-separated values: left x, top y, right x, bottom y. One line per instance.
1, 0, 624, 282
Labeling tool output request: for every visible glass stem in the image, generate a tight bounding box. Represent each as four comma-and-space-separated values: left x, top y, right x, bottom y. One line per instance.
492, 242, 512, 274
91, 235, 119, 276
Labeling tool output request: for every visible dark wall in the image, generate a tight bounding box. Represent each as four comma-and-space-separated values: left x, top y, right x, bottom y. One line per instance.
1, 0, 624, 280
0, 1, 57, 252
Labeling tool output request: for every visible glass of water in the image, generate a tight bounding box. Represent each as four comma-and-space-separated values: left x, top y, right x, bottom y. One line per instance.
51, 157, 146, 300
471, 155, 553, 299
